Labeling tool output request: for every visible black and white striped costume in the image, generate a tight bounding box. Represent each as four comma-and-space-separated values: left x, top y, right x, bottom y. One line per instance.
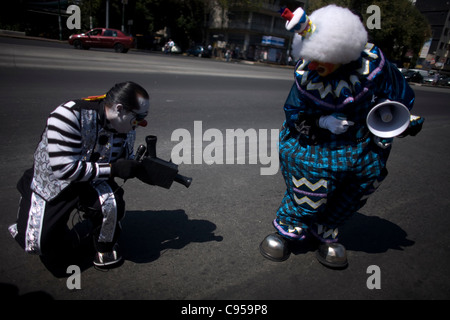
9, 98, 135, 255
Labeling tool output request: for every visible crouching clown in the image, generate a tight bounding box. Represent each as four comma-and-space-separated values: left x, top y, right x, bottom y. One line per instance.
259, 5, 424, 268
9, 82, 151, 269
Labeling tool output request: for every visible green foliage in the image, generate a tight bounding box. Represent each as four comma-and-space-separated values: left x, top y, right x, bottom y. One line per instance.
217, 0, 264, 10
307, 0, 431, 63
77, 0, 102, 31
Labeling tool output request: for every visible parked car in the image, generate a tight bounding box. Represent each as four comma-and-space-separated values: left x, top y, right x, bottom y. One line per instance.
68, 28, 134, 53
422, 74, 436, 85
187, 45, 211, 58
438, 75, 450, 86
408, 68, 429, 78
403, 70, 423, 83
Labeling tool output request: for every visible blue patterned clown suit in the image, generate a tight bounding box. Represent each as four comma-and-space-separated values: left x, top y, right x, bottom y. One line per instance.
274, 43, 417, 242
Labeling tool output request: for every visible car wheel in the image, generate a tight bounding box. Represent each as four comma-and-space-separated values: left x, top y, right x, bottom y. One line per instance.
73, 40, 83, 50
114, 43, 125, 53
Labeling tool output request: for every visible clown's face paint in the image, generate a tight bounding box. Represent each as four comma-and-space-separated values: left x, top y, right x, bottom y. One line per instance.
308, 61, 341, 77
106, 96, 150, 133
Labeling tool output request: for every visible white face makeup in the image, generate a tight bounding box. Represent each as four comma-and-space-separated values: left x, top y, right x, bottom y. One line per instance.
106, 96, 150, 133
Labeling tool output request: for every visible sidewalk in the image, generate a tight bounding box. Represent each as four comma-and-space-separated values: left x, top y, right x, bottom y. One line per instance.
0, 29, 66, 43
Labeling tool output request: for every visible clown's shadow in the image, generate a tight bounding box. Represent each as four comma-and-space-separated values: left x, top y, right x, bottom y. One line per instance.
40, 209, 222, 277
290, 212, 415, 255
339, 212, 415, 253
119, 209, 223, 263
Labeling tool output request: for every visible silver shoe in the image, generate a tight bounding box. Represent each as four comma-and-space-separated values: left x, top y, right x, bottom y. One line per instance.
94, 243, 122, 268
316, 242, 348, 269
259, 233, 291, 262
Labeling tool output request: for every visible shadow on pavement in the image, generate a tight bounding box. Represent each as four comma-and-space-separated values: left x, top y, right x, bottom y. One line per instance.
119, 209, 223, 263
340, 212, 415, 253
289, 212, 415, 256
33, 211, 406, 278
0, 283, 54, 300
38, 209, 222, 277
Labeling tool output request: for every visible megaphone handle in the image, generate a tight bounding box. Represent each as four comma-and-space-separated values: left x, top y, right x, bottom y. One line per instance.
377, 105, 393, 123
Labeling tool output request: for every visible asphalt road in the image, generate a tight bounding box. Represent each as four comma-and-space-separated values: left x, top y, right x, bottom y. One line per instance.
0, 37, 449, 303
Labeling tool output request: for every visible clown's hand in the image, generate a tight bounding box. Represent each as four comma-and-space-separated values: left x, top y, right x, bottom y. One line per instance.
373, 136, 393, 149
319, 114, 354, 135
397, 115, 424, 138
110, 159, 143, 180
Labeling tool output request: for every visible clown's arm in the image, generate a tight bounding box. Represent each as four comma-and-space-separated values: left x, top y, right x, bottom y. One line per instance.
46, 105, 113, 182
283, 83, 318, 137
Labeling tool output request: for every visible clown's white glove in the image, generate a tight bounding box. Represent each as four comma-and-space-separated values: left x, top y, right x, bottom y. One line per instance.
319, 114, 354, 135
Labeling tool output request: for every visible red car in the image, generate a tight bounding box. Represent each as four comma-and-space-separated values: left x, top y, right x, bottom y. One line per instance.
68, 28, 134, 53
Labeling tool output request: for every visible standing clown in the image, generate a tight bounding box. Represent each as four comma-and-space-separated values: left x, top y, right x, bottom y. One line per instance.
259, 5, 423, 268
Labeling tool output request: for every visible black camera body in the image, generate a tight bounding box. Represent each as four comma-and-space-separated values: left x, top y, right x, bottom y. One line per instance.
135, 135, 192, 189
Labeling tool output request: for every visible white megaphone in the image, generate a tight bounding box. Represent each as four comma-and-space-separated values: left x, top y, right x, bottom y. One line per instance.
367, 100, 411, 138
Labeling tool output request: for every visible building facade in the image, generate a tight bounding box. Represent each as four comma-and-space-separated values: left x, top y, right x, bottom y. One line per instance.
207, 0, 304, 64
416, 0, 450, 72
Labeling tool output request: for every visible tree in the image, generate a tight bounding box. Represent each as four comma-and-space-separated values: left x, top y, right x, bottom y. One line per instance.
307, 0, 431, 65
78, 0, 102, 31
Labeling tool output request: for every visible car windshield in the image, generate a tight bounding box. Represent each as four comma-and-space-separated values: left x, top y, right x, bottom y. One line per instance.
88, 29, 102, 36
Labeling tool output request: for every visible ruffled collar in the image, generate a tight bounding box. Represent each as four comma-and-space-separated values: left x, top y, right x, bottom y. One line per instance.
294, 43, 385, 111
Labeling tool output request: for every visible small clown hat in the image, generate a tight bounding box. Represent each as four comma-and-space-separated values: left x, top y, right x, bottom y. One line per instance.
281, 7, 315, 38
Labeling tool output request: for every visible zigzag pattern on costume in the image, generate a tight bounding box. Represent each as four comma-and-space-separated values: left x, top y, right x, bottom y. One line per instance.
316, 224, 338, 239
293, 195, 327, 209
296, 61, 363, 100
292, 176, 328, 209
294, 43, 385, 111
357, 43, 380, 75
292, 176, 327, 190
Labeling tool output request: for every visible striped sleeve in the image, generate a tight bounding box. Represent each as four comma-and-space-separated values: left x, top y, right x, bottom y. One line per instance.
46, 102, 111, 181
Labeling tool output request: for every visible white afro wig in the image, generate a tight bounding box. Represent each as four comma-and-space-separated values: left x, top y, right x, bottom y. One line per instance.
291, 5, 368, 64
